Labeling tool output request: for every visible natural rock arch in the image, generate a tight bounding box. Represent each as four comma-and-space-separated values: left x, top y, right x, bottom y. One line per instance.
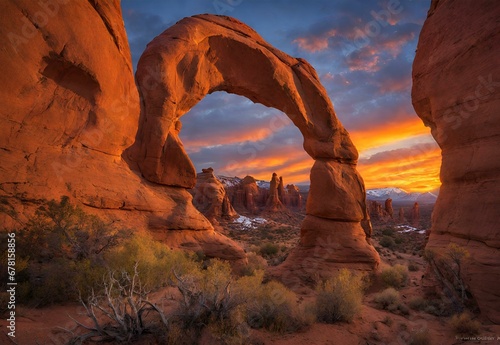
131, 14, 380, 281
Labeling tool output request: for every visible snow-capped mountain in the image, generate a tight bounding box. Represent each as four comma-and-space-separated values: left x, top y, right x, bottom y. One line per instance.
366, 187, 408, 200
217, 175, 270, 189
217, 175, 242, 188
366, 187, 438, 203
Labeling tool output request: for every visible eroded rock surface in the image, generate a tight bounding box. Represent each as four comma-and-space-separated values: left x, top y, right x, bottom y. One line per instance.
412, 0, 500, 323
132, 14, 378, 278
0, 8, 378, 277
0, 1, 245, 262
266, 173, 285, 212
192, 168, 238, 223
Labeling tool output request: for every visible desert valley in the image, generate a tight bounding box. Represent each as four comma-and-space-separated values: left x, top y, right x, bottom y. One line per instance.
0, 0, 499, 344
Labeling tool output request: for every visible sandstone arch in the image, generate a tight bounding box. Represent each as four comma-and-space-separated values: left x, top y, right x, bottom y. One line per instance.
132, 14, 380, 280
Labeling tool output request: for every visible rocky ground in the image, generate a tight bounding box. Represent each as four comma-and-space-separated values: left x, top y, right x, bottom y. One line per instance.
4, 206, 499, 344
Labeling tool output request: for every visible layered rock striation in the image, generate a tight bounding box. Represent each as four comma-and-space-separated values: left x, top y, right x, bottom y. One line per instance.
412, 0, 500, 322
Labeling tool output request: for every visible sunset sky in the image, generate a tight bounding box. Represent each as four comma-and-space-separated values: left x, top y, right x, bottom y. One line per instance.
121, 0, 441, 192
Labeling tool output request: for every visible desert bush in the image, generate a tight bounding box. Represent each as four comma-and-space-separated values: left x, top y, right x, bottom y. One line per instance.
408, 296, 427, 311
316, 269, 364, 323
380, 264, 409, 289
172, 259, 250, 344
239, 252, 268, 276
259, 242, 279, 256
13, 197, 200, 307
409, 329, 431, 345
381, 227, 395, 236
106, 232, 198, 290
234, 272, 314, 333
450, 312, 481, 336
17, 196, 129, 262
380, 236, 396, 249
408, 262, 419, 271
66, 263, 169, 344
374, 288, 400, 310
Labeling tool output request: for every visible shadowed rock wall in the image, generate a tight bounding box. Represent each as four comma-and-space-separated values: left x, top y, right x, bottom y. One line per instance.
412, 0, 500, 323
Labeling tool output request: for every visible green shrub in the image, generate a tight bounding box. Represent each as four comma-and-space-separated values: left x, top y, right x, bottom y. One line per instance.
381, 228, 395, 236
380, 236, 396, 249
394, 236, 403, 244
316, 269, 364, 323
13, 197, 133, 305
259, 243, 279, 256
173, 259, 242, 339
106, 232, 199, 290
450, 312, 481, 336
374, 288, 400, 310
380, 264, 409, 289
234, 272, 314, 333
239, 252, 268, 276
408, 296, 427, 311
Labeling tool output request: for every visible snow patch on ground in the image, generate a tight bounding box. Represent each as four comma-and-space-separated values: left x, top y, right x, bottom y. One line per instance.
233, 216, 267, 230
396, 225, 426, 234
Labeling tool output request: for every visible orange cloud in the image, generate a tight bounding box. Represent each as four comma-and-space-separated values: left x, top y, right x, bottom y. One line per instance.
219, 151, 313, 183
183, 123, 289, 153
185, 116, 441, 193
293, 30, 336, 53
358, 145, 441, 192
349, 118, 431, 152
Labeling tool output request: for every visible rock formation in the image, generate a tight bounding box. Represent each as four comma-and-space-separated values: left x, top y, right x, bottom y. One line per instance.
368, 200, 385, 221
412, 0, 500, 322
192, 168, 238, 223
0, 8, 379, 280
266, 173, 285, 212
277, 177, 285, 203
0, 2, 245, 262
131, 14, 378, 279
411, 202, 420, 228
398, 207, 405, 223
384, 198, 394, 219
285, 184, 303, 209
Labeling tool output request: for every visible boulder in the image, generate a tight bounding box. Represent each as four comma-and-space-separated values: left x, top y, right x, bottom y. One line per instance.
412, 0, 500, 322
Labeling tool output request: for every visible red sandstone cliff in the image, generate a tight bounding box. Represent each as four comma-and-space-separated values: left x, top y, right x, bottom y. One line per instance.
412, 0, 500, 323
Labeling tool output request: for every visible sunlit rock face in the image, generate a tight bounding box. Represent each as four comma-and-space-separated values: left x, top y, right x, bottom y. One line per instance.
0, 2, 245, 263
133, 14, 379, 281
412, 0, 500, 323
0, 5, 379, 275
191, 168, 238, 224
